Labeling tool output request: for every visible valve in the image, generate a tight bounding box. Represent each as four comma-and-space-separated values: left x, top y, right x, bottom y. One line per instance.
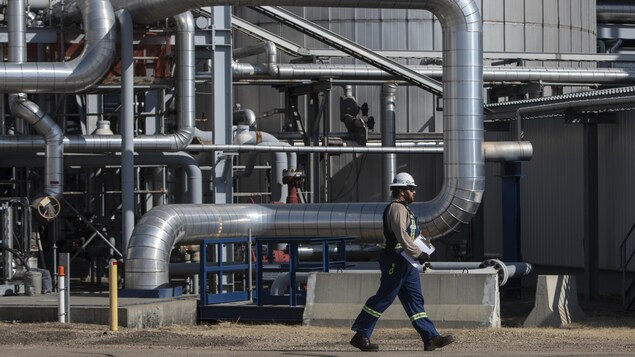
32, 196, 61, 221
283, 169, 306, 204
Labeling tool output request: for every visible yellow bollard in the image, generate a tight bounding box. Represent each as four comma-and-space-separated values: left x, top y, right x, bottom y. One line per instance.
109, 260, 118, 332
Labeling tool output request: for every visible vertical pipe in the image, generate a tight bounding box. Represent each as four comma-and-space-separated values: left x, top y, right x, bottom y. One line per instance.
59, 252, 71, 322
8, 0, 64, 203
116, 9, 134, 258
381, 83, 397, 201
8, 0, 26, 63
2, 205, 14, 281
8, 0, 27, 171
57, 266, 65, 323
309, 92, 320, 203
323, 92, 330, 202
109, 260, 118, 331
247, 228, 253, 301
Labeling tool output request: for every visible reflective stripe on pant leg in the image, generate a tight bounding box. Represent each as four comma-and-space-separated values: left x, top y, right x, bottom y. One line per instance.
409, 311, 428, 322
363, 305, 382, 318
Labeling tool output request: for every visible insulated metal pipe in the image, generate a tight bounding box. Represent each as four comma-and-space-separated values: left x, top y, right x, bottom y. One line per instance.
0, 0, 116, 93
234, 63, 635, 85
9, 97, 64, 200
117, 9, 135, 257
123, 0, 484, 289
8, 0, 27, 64
187, 142, 532, 162
381, 83, 397, 201
8, 0, 65, 204
0, 137, 531, 161
482, 141, 533, 162
597, 1, 635, 23
0, 9, 196, 153
233, 41, 278, 77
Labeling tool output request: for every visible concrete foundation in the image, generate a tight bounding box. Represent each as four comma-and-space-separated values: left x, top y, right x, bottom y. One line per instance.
0, 293, 197, 328
523, 275, 587, 327
303, 271, 501, 328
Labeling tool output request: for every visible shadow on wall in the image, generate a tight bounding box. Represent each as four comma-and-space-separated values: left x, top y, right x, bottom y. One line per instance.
330, 153, 443, 203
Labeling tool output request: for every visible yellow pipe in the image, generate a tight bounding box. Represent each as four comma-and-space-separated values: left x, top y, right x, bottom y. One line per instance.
109, 260, 118, 331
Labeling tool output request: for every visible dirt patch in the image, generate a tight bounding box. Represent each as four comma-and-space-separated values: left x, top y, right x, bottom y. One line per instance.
0, 299, 633, 354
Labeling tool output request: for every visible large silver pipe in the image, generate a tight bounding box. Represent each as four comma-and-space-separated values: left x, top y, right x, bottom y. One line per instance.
8, 0, 64, 202
9, 96, 64, 199
124, 0, 483, 289
381, 82, 397, 201
8, 0, 27, 64
0, 136, 531, 162
171, 12, 197, 150
233, 41, 278, 77
482, 141, 533, 163
233, 63, 635, 85
0, 0, 116, 93
597, 1, 635, 23
0, 10, 196, 153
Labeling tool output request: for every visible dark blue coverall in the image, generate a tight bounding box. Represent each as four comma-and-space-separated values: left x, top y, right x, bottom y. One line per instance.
351, 201, 440, 344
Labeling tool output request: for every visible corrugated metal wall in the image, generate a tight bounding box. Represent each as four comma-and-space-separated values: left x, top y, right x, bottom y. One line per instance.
598, 113, 635, 271
502, 111, 635, 273
518, 119, 585, 268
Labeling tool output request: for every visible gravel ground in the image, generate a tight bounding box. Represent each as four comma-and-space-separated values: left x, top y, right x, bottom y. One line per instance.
0, 299, 634, 356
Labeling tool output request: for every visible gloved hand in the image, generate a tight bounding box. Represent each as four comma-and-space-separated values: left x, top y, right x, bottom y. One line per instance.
416, 252, 430, 264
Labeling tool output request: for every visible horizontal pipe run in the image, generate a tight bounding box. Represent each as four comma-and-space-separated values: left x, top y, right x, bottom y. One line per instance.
232, 63, 635, 85
192, 142, 532, 162
0, 137, 532, 162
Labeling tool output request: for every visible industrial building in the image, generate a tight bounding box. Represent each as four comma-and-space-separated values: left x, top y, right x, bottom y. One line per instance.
1, 0, 634, 326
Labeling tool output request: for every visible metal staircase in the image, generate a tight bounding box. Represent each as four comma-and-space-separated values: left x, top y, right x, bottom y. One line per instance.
620, 222, 635, 310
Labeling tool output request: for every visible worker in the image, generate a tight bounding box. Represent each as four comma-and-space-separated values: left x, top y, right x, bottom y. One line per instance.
350, 172, 455, 352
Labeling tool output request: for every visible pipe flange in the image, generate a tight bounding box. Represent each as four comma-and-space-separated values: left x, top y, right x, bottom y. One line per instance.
481, 258, 509, 286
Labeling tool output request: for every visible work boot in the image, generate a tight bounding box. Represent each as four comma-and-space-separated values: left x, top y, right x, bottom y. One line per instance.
350, 333, 379, 352
424, 335, 455, 351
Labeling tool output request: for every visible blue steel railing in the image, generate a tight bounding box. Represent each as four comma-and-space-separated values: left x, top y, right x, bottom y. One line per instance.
199, 237, 256, 305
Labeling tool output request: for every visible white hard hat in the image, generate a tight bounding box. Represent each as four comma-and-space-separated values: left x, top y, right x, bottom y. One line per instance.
389, 172, 417, 188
